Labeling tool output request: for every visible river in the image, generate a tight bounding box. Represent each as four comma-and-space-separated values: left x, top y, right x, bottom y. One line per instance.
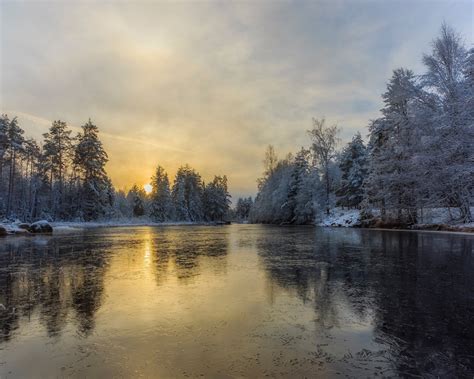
0, 225, 473, 377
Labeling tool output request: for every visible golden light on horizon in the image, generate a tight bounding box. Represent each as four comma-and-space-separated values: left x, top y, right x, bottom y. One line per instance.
144, 183, 153, 194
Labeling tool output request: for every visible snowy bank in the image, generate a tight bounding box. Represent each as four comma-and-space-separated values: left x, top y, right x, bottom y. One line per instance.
1, 219, 231, 237
317, 209, 362, 227
317, 207, 474, 233
0, 220, 53, 236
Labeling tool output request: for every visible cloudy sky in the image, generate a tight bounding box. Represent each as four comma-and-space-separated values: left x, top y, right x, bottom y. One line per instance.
0, 0, 472, 198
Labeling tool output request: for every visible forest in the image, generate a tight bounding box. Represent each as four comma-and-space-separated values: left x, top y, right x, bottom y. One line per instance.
0, 117, 231, 222
245, 24, 473, 225
1, 25, 472, 226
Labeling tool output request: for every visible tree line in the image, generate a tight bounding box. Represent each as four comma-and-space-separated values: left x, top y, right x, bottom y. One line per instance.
248, 24, 473, 225
2, 24, 471, 225
0, 117, 113, 221
117, 165, 231, 222
0, 117, 230, 222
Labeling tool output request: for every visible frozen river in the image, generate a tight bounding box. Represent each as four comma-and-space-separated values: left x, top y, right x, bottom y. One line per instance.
0, 225, 473, 377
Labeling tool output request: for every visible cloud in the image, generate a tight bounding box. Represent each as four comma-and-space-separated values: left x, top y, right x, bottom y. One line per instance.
1, 0, 472, 198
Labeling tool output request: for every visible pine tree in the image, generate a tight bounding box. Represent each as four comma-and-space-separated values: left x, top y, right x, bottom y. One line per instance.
150, 165, 174, 222
5, 117, 25, 217
21, 139, 44, 220
203, 175, 231, 221
128, 184, 145, 217
0, 114, 10, 215
235, 197, 253, 221
43, 120, 73, 218
73, 119, 111, 221
421, 24, 472, 221
250, 153, 295, 224
172, 165, 204, 221
365, 69, 421, 222
288, 148, 315, 224
337, 133, 368, 208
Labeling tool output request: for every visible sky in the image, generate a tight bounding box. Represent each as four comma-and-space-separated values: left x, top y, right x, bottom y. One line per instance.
0, 0, 472, 199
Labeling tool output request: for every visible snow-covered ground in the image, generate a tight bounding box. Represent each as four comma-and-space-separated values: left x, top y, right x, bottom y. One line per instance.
317, 207, 474, 231
318, 209, 362, 227
0, 222, 30, 235
0, 220, 53, 235
0, 219, 219, 236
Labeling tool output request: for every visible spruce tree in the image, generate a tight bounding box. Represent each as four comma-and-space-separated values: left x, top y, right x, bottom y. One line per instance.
73, 119, 111, 221
43, 120, 73, 218
337, 133, 367, 208
150, 165, 173, 222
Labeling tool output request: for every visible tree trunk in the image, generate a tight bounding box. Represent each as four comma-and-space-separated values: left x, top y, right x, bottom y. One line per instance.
325, 165, 330, 215
6, 149, 16, 217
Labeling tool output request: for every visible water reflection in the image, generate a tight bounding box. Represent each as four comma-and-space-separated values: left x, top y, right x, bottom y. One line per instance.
0, 227, 230, 343
257, 227, 474, 376
0, 225, 473, 377
150, 228, 228, 283
0, 234, 110, 341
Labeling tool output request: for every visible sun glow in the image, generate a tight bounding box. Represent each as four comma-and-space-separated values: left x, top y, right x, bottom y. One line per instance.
144, 183, 153, 194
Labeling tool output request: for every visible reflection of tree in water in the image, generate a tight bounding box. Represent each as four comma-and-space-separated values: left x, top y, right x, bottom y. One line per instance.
367, 232, 474, 377
70, 248, 109, 337
257, 227, 374, 330
151, 227, 230, 284
0, 234, 110, 341
257, 227, 474, 376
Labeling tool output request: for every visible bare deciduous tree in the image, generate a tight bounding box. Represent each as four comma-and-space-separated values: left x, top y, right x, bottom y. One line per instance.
308, 118, 340, 215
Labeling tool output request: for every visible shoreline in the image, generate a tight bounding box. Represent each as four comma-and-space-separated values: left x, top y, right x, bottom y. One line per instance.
318, 222, 474, 235
360, 226, 474, 236
1, 221, 472, 238
0, 220, 231, 237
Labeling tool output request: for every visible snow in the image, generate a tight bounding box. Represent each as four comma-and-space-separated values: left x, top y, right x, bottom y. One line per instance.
0, 220, 53, 235
1, 223, 29, 234
32, 220, 50, 226
0, 219, 229, 237
318, 208, 362, 227
317, 207, 474, 232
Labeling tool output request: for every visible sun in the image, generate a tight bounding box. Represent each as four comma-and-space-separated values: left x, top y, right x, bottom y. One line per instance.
144, 183, 153, 194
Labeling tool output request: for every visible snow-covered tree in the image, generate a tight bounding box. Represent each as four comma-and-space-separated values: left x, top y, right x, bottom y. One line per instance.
4, 116, 25, 217
251, 152, 298, 224
110, 189, 130, 218
337, 133, 367, 208
128, 184, 146, 217
365, 68, 421, 222
0, 114, 11, 215
73, 119, 112, 221
235, 197, 253, 221
21, 138, 47, 220
421, 24, 472, 221
288, 148, 316, 224
150, 165, 174, 222
203, 175, 231, 221
43, 120, 73, 218
308, 118, 340, 215
172, 165, 204, 221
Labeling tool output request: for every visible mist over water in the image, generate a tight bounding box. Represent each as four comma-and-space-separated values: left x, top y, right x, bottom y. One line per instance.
0, 225, 473, 377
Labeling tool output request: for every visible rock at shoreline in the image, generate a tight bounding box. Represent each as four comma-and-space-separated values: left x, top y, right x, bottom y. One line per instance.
28, 220, 53, 234
0, 225, 7, 236
17, 223, 31, 230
